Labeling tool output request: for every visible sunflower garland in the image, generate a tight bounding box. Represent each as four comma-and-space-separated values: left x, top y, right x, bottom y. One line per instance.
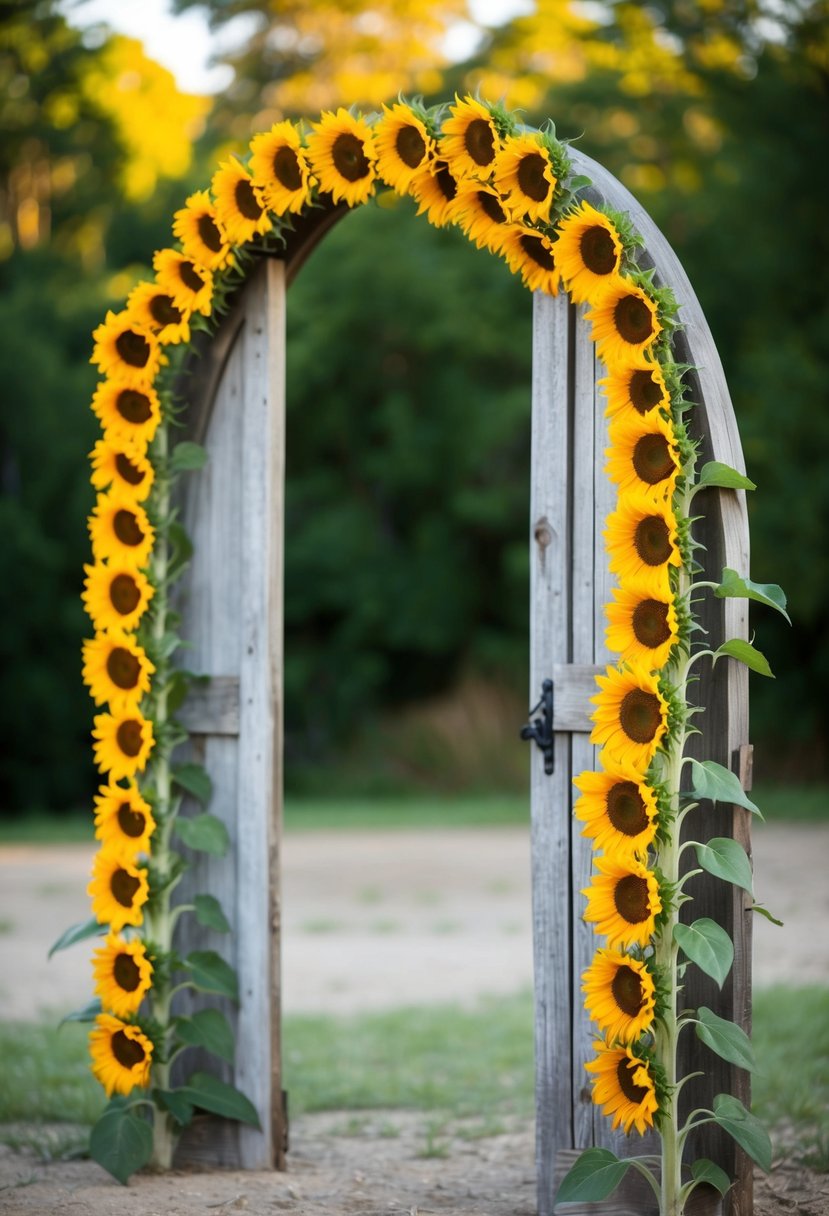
63, 93, 774, 1201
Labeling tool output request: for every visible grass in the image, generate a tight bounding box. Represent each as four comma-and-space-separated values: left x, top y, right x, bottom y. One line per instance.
2, 986, 827, 1169
2, 781, 828, 844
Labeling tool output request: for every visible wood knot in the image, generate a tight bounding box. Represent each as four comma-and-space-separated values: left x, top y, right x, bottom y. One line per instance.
534, 517, 553, 549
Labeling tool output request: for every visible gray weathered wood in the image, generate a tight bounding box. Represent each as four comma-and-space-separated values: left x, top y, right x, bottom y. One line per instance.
177, 676, 240, 736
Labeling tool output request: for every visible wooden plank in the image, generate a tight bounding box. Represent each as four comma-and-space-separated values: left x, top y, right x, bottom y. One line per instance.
177, 676, 240, 736
531, 289, 574, 1216
550, 664, 603, 732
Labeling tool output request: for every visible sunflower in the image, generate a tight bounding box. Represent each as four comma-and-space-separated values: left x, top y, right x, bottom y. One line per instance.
306, 109, 377, 208
604, 490, 681, 600
585, 1040, 660, 1135
250, 120, 313, 215
586, 277, 662, 366
82, 632, 155, 712
92, 709, 154, 781
373, 102, 435, 194
601, 357, 671, 420
88, 490, 155, 570
451, 181, 511, 252
582, 855, 663, 949
82, 562, 154, 634
590, 663, 669, 770
88, 848, 149, 932
172, 189, 233, 271
408, 158, 460, 228
153, 248, 213, 317
212, 158, 272, 245
554, 201, 624, 305
90, 311, 163, 389
606, 409, 680, 502
93, 778, 156, 857
92, 934, 153, 1018
89, 1013, 153, 1097
500, 224, 560, 296
605, 584, 680, 671
90, 380, 161, 450
582, 949, 656, 1043
441, 95, 500, 180
573, 760, 659, 857
492, 131, 558, 224
89, 437, 154, 502
126, 281, 190, 345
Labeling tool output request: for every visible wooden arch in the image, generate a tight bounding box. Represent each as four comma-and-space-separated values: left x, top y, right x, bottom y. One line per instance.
173, 149, 752, 1216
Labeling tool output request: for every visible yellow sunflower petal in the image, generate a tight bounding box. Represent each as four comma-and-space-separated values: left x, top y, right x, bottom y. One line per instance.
93, 778, 156, 857
589, 662, 669, 770
408, 157, 460, 228
600, 357, 671, 420
91, 709, 155, 781
89, 437, 154, 502
82, 562, 154, 634
585, 276, 662, 365
585, 1039, 659, 1135
153, 248, 213, 317
573, 759, 659, 856
90, 380, 161, 451
88, 489, 155, 570
90, 311, 163, 390
492, 131, 558, 224
212, 158, 272, 245
604, 490, 681, 600
605, 583, 680, 671
373, 102, 435, 194
306, 109, 377, 208
88, 848, 149, 932
500, 224, 560, 295
250, 120, 313, 215
450, 181, 511, 252
126, 281, 191, 345
582, 948, 656, 1043
441, 95, 500, 180
89, 1012, 153, 1097
172, 189, 234, 271
606, 408, 680, 499
92, 934, 153, 1019
82, 632, 155, 712
582, 854, 662, 949
553, 201, 624, 305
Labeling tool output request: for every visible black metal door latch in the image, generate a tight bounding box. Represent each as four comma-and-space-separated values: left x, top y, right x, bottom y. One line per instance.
520, 678, 555, 774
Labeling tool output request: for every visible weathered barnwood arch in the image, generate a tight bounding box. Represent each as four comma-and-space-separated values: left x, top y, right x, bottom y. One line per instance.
173, 147, 752, 1216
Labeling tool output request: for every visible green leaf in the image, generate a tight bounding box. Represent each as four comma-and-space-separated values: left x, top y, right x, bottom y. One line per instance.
194, 893, 231, 934
569, 174, 593, 191
688, 759, 761, 817
696, 461, 756, 492
714, 638, 774, 678
690, 1158, 732, 1197
178, 1072, 260, 1129
696, 1006, 755, 1072
185, 950, 239, 1001
714, 568, 790, 624
175, 813, 229, 856
555, 1148, 631, 1203
48, 916, 105, 958
165, 669, 191, 715
89, 1107, 153, 1185
712, 1094, 772, 1172
172, 763, 213, 807
749, 903, 784, 927
694, 837, 754, 895
170, 441, 208, 473
153, 1087, 194, 1127
175, 1008, 235, 1064
674, 918, 734, 987
59, 997, 102, 1026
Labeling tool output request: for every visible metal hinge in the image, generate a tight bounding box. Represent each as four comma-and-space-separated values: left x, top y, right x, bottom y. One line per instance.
520, 678, 555, 775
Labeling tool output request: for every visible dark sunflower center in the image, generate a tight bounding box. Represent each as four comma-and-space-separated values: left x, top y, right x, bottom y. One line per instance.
113, 509, 144, 548
520, 233, 555, 270
116, 389, 152, 425
396, 124, 426, 169
110, 573, 141, 615
110, 865, 141, 908
606, 781, 649, 836
106, 646, 141, 690
179, 260, 206, 294
616, 1056, 649, 1104
116, 719, 143, 758
633, 434, 675, 485
114, 329, 150, 369
235, 176, 263, 220
197, 212, 223, 252
517, 152, 549, 202
580, 224, 618, 276
614, 292, 655, 345
632, 599, 672, 649
464, 117, 495, 166
478, 190, 507, 224
332, 132, 370, 182
619, 689, 662, 744
634, 515, 672, 566
434, 162, 457, 202
148, 294, 182, 328
611, 964, 645, 1017
113, 952, 142, 992
629, 369, 663, 414
111, 1028, 147, 1068
273, 145, 302, 190
117, 802, 147, 838
114, 453, 145, 486
613, 874, 651, 925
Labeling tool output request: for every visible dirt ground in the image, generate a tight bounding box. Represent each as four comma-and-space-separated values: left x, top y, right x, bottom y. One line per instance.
1, 822, 827, 1215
